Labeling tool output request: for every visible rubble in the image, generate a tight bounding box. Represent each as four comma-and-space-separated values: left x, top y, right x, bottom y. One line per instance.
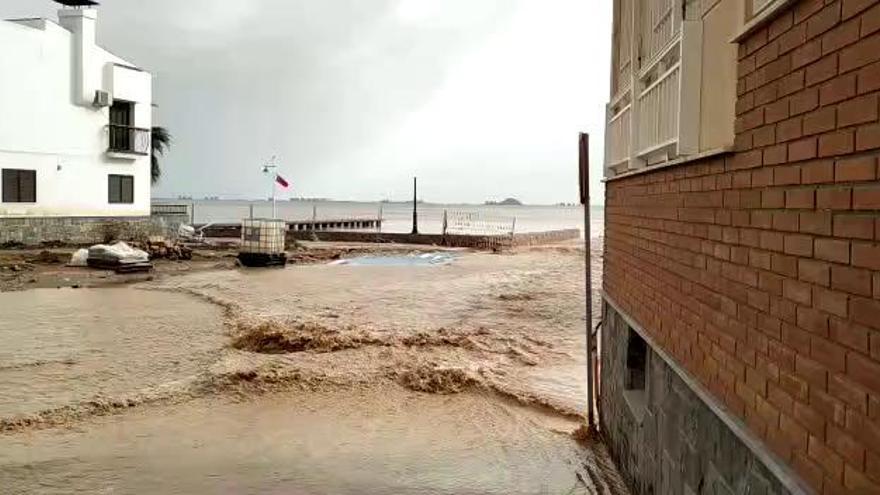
132, 237, 193, 261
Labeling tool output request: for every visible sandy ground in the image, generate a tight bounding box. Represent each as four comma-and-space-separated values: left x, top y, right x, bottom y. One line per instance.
0, 239, 623, 494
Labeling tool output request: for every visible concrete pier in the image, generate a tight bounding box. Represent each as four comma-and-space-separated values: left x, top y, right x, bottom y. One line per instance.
197, 218, 382, 238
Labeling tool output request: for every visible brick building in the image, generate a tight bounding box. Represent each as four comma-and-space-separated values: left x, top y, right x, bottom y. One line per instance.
601, 0, 880, 493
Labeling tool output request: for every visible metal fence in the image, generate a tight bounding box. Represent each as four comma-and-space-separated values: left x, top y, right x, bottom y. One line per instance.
442, 210, 516, 250
108, 125, 151, 155
151, 203, 190, 217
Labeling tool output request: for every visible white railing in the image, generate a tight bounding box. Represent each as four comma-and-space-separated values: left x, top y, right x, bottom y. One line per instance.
604, 0, 702, 175
615, 0, 634, 96
637, 62, 680, 157
607, 104, 632, 168
641, 0, 678, 67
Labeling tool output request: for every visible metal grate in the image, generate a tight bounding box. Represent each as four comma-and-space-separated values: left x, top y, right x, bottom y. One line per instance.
240, 219, 287, 254
151, 204, 190, 216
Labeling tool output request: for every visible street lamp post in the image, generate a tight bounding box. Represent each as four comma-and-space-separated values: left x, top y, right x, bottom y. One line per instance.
262, 156, 278, 219
411, 176, 419, 235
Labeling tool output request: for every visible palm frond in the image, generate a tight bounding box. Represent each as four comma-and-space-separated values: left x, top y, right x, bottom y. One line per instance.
150, 126, 172, 185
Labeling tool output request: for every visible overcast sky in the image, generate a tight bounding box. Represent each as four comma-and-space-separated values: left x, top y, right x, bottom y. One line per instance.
4, 0, 611, 204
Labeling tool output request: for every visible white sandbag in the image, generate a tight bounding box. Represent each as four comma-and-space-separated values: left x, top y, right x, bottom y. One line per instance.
69, 248, 89, 267
88, 242, 149, 263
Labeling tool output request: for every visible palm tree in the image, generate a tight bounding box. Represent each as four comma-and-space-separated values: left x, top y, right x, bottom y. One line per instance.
150, 126, 172, 184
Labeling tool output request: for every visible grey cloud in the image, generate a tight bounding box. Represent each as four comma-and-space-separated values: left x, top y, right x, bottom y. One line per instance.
3, 0, 606, 203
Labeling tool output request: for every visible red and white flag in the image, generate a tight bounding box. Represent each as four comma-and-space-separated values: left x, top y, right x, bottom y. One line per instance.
275, 174, 290, 189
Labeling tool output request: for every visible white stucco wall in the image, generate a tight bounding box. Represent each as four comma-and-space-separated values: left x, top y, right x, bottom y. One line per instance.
0, 11, 152, 218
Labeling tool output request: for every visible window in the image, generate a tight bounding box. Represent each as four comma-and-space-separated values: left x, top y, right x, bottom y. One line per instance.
108, 100, 146, 154
109, 100, 133, 152
626, 328, 647, 391
110, 100, 133, 126
2, 169, 36, 203
108, 174, 134, 204
623, 327, 648, 420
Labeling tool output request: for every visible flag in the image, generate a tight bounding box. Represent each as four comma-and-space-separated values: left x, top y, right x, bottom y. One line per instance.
275, 174, 290, 188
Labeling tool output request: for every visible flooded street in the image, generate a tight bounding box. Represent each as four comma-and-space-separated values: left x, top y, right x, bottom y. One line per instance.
0, 243, 623, 494
1, 388, 611, 494
0, 289, 225, 424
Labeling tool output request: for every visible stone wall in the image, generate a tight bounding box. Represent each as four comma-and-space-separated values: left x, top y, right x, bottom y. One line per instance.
0, 214, 188, 247
600, 299, 805, 495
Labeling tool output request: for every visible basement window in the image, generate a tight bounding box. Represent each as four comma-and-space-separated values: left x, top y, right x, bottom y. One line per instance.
623, 327, 648, 421
108, 174, 134, 204
2, 169, 36, 203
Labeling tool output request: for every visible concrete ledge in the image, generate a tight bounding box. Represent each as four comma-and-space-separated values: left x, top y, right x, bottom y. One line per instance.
291, 229, 581, 249
199, 225, 581, 250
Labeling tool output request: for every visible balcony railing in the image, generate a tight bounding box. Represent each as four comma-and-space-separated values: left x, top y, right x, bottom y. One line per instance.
607, 104, 632, 169
614, 0, 634, 98
108, 125, 150, 155
604, 0, 703, 176
637, 62, 680, 157
642, 0, 678, 69
151, 203, 190, 217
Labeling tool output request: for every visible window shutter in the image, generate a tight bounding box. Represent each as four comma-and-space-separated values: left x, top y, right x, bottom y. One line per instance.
19, 170, 36, 202
123, 176, 134, 204
108, 175, 134, 204
2, 170, 17, 202
109, 175, 121, 203
2, 169, 36, 203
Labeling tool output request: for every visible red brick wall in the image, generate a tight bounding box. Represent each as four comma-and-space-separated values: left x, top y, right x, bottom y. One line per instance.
603, 1, 880, 492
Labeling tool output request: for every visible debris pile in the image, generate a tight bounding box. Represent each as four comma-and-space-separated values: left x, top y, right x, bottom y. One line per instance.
133, 237, 193, 261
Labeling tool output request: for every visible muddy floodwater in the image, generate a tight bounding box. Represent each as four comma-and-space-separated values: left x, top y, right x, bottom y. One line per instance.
0, 244, 625, 494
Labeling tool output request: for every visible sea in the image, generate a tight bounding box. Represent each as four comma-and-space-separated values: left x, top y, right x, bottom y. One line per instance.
155, 199, 605, 238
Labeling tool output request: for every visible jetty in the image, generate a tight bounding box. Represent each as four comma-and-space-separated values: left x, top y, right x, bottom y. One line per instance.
196, 218, 382, 238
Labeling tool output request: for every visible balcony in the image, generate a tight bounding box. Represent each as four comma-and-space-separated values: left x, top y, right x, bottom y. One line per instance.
107, 124, 150, 157
604, 0, 703, 177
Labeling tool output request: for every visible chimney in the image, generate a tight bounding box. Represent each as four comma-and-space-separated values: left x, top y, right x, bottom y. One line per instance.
57, 3, 99, 106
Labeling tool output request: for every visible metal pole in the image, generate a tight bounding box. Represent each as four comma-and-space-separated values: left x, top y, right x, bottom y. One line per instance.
411, 176, 419, 235
262, 157, 278, 220
272, 175, 277, 220
190, 200, 195, 226
378, 204, 383, 233
579, 132, 594, 427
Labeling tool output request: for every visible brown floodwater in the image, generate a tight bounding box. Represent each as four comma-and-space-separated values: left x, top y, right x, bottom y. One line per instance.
0, 288, 225, 423
0, 387, 619, 494
0, 245, 624, 494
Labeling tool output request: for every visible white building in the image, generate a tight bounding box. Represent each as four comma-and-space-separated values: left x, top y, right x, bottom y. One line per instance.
0, 0, 152, 218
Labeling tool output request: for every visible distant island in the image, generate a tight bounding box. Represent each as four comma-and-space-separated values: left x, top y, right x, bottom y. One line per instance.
485, 198, 523, 206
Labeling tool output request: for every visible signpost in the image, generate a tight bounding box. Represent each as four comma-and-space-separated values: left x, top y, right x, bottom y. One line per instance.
579, 133, 595, 426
